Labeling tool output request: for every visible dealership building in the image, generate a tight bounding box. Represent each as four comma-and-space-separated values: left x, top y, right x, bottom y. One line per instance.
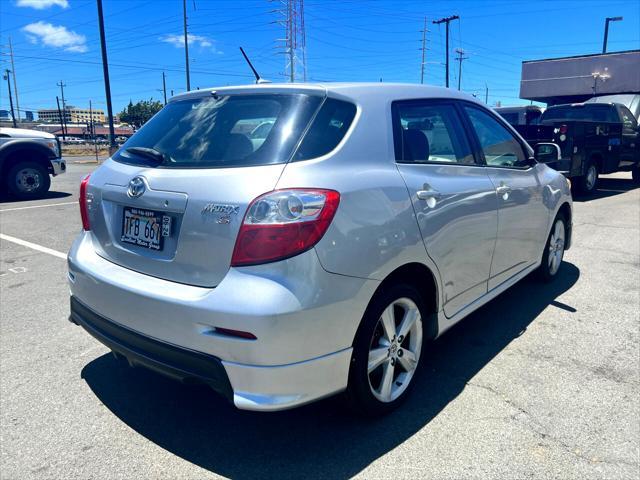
519, 49, 640, 106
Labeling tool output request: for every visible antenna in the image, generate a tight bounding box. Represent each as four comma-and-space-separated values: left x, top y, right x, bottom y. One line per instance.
239, 47, 271, 84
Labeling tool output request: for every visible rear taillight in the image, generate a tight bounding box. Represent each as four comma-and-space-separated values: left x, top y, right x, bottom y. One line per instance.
79, 174, 91, 230
559, 124, 568, 134
231, 189, 340, 266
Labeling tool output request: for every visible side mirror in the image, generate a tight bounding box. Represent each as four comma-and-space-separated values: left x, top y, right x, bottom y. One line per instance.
534, 142, 561, 163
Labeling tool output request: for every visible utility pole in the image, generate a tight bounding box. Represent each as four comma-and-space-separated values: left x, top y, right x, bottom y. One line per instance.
485, 83, 489, 104
602, 16, 623, 53
183, 0, 191, 91
420, 17, 428, 84
8, 38, 20, 121
162, 71, 167, 104
433, 15, 459, 88
455, 48, 468, 91
274, 1, 306, 83
3, 70, 17, 128
89, 100, 99, 163
97, 0, 116, 152
56, 96, 65, 141
57, 80, 67, 135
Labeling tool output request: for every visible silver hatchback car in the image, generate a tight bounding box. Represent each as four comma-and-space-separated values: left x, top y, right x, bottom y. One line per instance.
68, 83, 572, 415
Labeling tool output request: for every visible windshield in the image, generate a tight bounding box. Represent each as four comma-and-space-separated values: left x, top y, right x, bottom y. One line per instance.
114, 93, 323, 168
541, 105, 617, 123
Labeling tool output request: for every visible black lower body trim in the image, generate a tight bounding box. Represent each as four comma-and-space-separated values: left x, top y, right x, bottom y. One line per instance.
70, 296, 233, 402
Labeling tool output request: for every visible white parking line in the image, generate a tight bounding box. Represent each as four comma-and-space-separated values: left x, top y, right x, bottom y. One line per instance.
0, 234, 67, 260
0, 201, 77, 213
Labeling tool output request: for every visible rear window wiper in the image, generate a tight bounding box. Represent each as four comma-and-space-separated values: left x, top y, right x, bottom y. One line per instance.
125, 147, 166, 165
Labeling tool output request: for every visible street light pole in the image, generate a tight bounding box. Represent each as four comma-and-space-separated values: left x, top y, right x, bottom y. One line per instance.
602, 16, 623, 54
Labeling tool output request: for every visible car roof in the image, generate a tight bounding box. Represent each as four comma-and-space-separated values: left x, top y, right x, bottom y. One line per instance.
171, 82, 486, 106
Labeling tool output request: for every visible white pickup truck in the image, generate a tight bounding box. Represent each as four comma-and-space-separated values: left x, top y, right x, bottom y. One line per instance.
0, 128, 66, 199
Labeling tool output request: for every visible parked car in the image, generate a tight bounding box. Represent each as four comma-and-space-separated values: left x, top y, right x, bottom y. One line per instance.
495, 105, 549, 145
68, 84, 573, 415
509, 102, 640, 193
0, 127, 66, 199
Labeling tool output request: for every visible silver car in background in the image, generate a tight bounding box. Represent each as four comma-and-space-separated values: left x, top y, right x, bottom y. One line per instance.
68, 83, 572, 415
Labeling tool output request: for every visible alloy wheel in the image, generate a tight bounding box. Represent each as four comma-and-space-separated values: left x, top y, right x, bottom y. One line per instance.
367, 297, 422, 403
548, 219, 565, 275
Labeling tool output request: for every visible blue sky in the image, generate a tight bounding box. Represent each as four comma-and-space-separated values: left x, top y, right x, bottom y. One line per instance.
1, 0, 639, 118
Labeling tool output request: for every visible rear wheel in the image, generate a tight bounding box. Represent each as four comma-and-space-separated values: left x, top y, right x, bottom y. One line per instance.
7, 161, 51, 199
538, 214, 566, 282
346, 284, 426, 416
576, 160, 598, 195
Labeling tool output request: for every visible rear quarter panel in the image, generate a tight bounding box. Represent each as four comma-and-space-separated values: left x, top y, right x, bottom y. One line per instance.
276, 93, 443, 306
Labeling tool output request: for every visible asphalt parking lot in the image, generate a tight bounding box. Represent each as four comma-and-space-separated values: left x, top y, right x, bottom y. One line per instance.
1, 161, 638, 479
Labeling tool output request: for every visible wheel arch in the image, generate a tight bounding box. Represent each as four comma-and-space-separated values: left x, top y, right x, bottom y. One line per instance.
0, 142, 54, 178
366, 262, 440, 341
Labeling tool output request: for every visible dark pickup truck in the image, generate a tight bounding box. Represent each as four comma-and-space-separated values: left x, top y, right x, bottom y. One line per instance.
497, 102, 640, 194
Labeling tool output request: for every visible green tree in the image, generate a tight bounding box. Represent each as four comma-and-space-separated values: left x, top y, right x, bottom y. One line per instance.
119, 99, 163, 129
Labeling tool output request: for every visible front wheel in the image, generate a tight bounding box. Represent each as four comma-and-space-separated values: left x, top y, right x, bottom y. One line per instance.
345, 284, 426, 416
538, 214, 567, 282
6, 161, 51, 199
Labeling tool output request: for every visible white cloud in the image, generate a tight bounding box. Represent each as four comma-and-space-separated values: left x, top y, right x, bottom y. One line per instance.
160, 33, 219, 52
22, 21, 87, 53
16, 0, 69, 9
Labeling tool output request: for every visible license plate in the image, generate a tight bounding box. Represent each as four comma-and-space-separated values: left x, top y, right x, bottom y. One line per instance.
121, 207, 170, 251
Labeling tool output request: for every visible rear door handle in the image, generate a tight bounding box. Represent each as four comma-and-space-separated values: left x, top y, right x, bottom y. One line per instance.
416, 189, 442, 200
496, 184, 511, 200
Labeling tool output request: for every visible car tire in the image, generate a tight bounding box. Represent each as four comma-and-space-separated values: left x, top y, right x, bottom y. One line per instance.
632, 167, 640, 184
538, 213, 567, 282
576, 160, 599, 195
6, 161, 51, 200
345, 284, 426, 416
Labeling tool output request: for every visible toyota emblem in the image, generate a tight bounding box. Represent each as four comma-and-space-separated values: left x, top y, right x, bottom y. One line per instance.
127, 176, 146, 198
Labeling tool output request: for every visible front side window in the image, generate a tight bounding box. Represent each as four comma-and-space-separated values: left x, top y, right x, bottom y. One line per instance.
464, 106, 528, 168
393, 102, 474, 164
114, 93, 322, 168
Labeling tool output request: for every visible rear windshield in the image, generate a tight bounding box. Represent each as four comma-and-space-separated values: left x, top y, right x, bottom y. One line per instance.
114, 93, 322, 168
541, 105, 617, 123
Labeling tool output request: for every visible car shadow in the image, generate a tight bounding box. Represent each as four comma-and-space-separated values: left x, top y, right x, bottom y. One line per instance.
81, 263, 580, 480
573, 176, 638, 202
0, 190, 72, 204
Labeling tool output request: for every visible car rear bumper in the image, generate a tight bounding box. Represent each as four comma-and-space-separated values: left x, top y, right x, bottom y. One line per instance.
67, 231, 378, 411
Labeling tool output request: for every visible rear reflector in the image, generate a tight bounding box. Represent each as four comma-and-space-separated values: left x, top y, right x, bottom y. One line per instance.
231, 189, 340, 266
79, 174, 91, 231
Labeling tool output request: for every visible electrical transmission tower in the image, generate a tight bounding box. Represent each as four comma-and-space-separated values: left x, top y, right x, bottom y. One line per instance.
419, 17, 429, 84
273, 0, 307, 82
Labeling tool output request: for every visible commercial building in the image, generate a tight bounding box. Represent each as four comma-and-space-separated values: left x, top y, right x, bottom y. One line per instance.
519, 50, 640, 105
37, 106, 106, 124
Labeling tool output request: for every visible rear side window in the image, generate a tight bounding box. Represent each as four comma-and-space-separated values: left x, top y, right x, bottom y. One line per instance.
114, 94, 322, 168
293, 98, 356, 161
541, 105, 618, 123
393, 101, 475, 165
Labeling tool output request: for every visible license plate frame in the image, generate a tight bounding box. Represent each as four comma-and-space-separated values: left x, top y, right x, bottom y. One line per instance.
121, 207, 168, 251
